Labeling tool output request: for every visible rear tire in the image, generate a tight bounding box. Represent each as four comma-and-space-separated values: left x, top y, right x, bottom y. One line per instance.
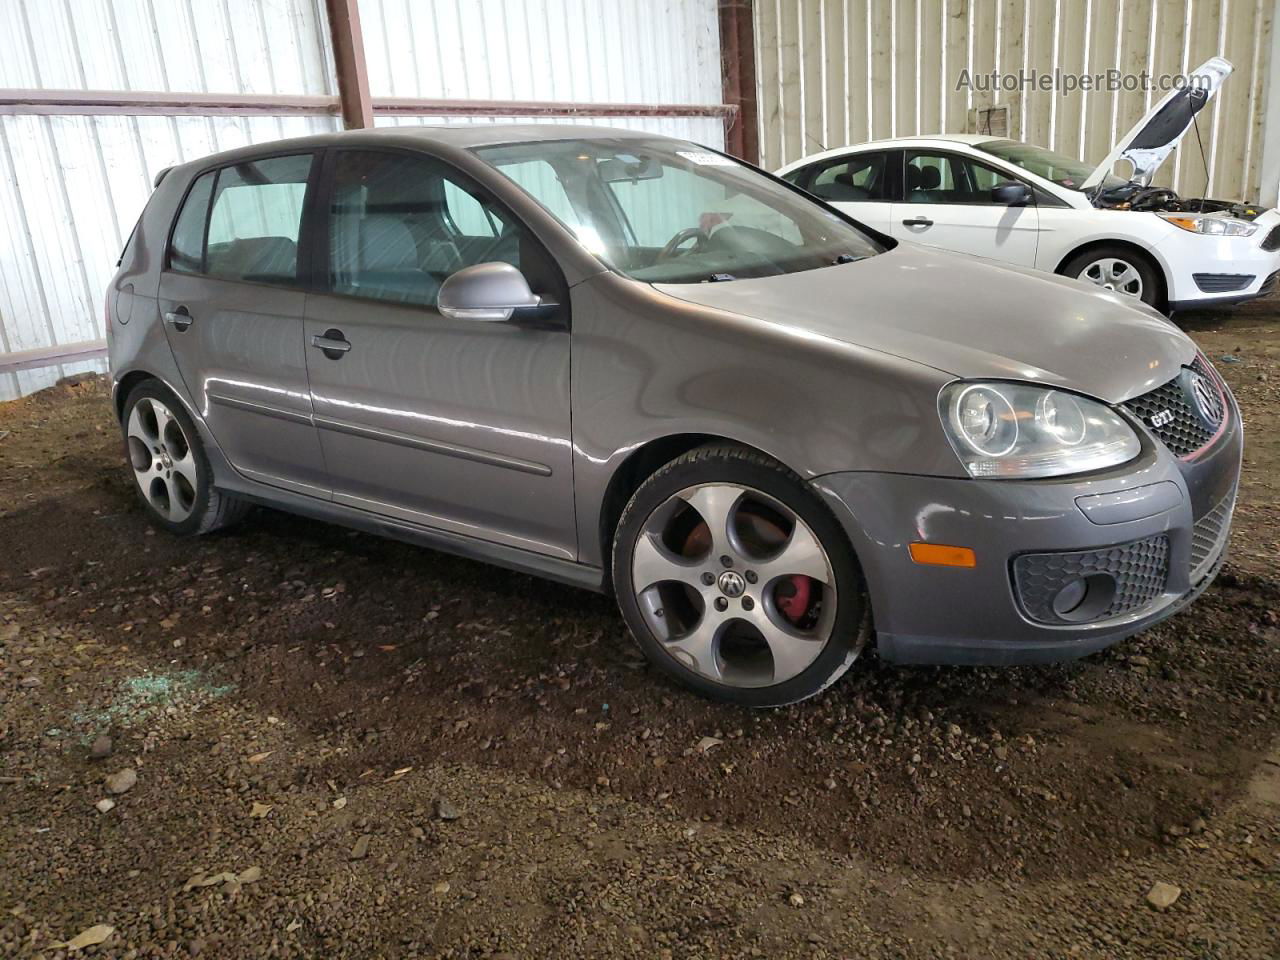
611, 445, 870, 707
121, 381, 249, 536
1062, 245, 1161, 308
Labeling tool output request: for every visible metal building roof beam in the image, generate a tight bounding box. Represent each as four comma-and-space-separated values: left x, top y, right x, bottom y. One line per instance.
0, 89, 735, 122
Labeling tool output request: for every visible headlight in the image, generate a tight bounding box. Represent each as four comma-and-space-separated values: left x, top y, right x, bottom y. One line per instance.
1157, 213, 1257, 237
939, 382, 1141, 479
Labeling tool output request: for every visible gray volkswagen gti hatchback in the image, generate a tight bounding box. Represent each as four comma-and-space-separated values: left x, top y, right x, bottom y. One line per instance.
107, 125, 1241, 707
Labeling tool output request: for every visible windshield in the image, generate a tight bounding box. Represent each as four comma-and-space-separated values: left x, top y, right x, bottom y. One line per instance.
975, 139, 1127, 192
472, 138, 883, 283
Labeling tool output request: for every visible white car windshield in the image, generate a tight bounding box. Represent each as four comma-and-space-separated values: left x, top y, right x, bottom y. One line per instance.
976, 139, 1127, 192
473, 138, 884, 283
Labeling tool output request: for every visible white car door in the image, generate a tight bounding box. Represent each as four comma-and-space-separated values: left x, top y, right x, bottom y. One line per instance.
890, 150, 1039, 266
791, 151, 895, 234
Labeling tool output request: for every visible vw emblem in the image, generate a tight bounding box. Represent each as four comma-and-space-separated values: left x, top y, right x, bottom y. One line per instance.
1185, 370, 1223, 428
717, 570, 746, 598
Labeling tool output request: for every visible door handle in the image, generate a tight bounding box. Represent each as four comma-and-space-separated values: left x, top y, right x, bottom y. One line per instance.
901, 217, 934, 228
310, 329, 351, 360
163, 307, 193, 331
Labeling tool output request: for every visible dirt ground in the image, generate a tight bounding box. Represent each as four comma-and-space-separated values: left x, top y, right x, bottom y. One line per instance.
1, 301, 1278, 959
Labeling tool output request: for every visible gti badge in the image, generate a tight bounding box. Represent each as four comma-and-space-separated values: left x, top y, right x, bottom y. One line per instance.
1149, 408, 1175, 428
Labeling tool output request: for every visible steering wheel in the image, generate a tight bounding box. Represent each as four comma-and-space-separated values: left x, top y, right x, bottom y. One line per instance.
656, 226, 709, 262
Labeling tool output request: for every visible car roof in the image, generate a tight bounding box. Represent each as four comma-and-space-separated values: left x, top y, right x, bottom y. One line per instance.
169, 123, 670, 173
776, 134, 1002, 171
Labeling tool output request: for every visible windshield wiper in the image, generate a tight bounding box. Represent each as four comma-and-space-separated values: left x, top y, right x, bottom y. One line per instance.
832, 253, 865, 265
703, 273, 737, 282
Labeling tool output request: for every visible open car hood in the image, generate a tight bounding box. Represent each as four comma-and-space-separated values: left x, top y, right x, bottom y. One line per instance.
1081, 57, 1233, 191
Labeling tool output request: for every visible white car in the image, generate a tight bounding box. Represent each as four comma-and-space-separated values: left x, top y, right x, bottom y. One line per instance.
777, 57, 1280, 313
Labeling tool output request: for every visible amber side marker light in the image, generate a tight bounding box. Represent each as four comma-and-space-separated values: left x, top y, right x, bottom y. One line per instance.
909, 542, 977, 568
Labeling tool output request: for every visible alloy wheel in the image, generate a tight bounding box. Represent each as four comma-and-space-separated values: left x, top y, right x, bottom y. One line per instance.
1079, 257, 1144, 299
126, 397, 199, 523
630, 482, 837, 688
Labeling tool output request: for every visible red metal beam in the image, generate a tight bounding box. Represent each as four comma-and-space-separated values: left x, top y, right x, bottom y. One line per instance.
718, 0, 760, 164
324, 0, 374, 129
373, 97, 736, 119
0, 89, 736, 122
0, 89, 338, 117
0, 339, 106, 372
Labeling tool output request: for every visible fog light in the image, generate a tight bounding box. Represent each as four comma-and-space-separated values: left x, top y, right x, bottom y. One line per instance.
1051, 579, 1087, 616
1051, 573, 1117, 623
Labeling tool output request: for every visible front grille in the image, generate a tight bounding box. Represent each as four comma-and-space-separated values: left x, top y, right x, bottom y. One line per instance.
1190, 494, 1235, 583
1121, 356, 1225, 458
1261, 224, 1280, 251
1193, 273, 1254, 293
1012, 536, 1169, 626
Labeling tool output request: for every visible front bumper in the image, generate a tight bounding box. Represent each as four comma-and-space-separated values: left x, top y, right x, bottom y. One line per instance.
1158, 209, 1280, 309
812, 392, 1242, 666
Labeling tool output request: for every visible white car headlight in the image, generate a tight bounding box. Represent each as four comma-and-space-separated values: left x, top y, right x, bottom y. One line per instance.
939, 382, 1141, 479
1157, 213, 1258, 237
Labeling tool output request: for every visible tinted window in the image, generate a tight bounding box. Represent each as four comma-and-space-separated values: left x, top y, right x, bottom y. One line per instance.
975, 138, 1119, 191
168, 171, 216, 273
807, 153, 889, 202
488, 159, 578, 225
967, 161, 1009, 192
476, 138, 882, 284
327, 150, 526, 307
442, 181, 501, 237
607, 162, 802, 248
905, 152, 1019, 205
204, 154, 312, 284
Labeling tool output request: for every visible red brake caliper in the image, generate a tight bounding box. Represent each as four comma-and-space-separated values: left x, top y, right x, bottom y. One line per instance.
775, 575, 812, 624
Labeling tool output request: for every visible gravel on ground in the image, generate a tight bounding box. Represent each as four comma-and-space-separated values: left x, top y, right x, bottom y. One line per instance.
1, 301, 1277, 958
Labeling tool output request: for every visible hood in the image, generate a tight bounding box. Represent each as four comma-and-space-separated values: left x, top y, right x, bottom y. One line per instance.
653, 244, 1194, 405
1081, 57, 1232, 191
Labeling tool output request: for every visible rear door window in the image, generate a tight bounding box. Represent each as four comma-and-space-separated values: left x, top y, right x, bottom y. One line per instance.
205, 154, 313, 285
807, 153, 890, 202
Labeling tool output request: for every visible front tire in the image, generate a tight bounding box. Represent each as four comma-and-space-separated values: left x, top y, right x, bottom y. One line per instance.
121, 381, 248, 536
1062, 245, 1161, 308
611, 445, 870, 707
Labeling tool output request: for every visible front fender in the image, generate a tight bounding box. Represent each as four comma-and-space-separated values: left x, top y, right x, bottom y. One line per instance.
568, 273, 957, 567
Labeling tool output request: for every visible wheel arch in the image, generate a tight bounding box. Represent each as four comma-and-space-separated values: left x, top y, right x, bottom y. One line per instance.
113, 368, 199, 425
1054, 238, 1170, 309
114, 369, 158, 421
596, 433, 783, 590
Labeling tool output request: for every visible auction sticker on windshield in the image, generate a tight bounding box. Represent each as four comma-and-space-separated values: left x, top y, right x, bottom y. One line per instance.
677, 150, 737, 166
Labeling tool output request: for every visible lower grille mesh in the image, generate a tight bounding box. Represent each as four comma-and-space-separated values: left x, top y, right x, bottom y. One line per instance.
1192, 273, 1254, 293
1191, 495, 1235, 583
1012, 536, 1169, 626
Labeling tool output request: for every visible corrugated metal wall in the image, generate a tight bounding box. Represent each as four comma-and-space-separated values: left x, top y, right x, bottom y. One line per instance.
0, 0, 339, 376
362, 0, 725, 145
0, 0, 724, 379
755, 0, 1274, 203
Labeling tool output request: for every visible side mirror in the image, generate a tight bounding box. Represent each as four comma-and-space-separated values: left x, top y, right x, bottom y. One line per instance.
438, 262, 553, 322
991, 181, 1032, 206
